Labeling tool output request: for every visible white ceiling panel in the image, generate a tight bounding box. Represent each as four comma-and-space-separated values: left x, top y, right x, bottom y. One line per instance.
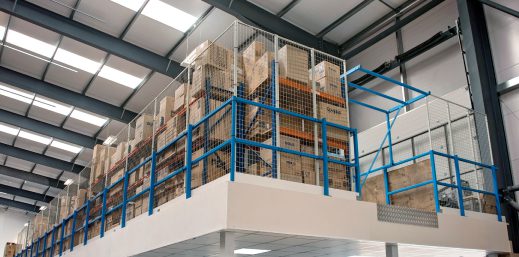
123, 0, 211, 56
0, 193, 15, 200
74, 0, 137, 37
1, 47, 49, 79
324, 1, 391, 44
26, 0, 78, 17
75, 148, 93, 166
95, 120, 127, 141
63, 116, 102, 137
45, 146, 76, 162
282, 0, 364, 35
21, 181, 48, 194
14, 196, 36, 205
32, 164, 61, 179
86, 55, 149, 105
0, 174, 24, 188
123, 15, 185, 56
46, 187, 62, 197
0, 130, 17, 145
5, 157, 34, 172
7, 17, 61, 47
14, 136, 49, 154
170, 9, 236, 62
45, 37, 107, 93
0, 93, 31, 116
125, 73, 174, 112
247, 0, 293, 15
27, 97, 70, 126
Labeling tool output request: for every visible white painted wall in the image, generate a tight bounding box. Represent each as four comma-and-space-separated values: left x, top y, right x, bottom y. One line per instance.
500, 89, 519, 199
0, 209, 31, 254
485, 0, 519, 84
346, 0, 469, 132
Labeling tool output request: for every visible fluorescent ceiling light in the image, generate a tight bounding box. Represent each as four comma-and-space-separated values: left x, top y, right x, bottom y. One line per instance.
33, 97, 72, 116
142, 0, 197, 32
5, 29, 56, 58
0, 84, 34, 103
24, 223, 28, 227
234, 249, 271, 255
110, 0, 146, 11
54, 48, 101, 74
103, 136, 117, 146
51, 140, 82, 154
0, 124, 20, 136
39, 206, 47, 211
70, 109, 108, 127
64, 179, 74, 186
98, 66, 143, 89
18, 130, 52, 145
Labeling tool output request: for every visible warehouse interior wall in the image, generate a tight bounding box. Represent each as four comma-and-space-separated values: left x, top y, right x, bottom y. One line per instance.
347, 0, 467, 132
485, 0, 519, 200
0, 209, 32, 254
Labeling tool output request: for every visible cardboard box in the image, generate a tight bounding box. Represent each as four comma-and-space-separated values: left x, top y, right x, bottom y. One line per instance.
313, 61, 341, 81
259, 135, 300, 163
318, 102, 348, 126
193, 41, 229, 70
134, 114, 154, 144
243, 41, 266, 83
249, 52, 274, 94
279, 155, 302, 182
316, 77, 342, 97
278, 45, 308, 84
191, 65, 231, 97
158, 96, 175, 125
174, 84, 186, 111
190, 149, 229, 188
111, 142, 127, 165
74, 189, 88, 209
181, 40, 211, 66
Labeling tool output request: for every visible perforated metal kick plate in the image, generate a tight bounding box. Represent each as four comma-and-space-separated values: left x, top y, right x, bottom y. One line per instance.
377, 204, 439, 228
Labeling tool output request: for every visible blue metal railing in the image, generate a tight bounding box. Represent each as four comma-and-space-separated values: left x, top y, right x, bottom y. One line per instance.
15, 96, 359, 257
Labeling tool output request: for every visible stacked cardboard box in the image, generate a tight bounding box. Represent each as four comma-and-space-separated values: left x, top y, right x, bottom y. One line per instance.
189, 98, 230, 142
301, 145, 317, 185
134, 114, 154, 145
90, 145, 115, 185
243, 41, 266, 86
362, 159, 434, 211
110, 142, 128, 165
249, 52, 274, 94
259, 135, 303, 182
32, 215, 49, 238
318, 101, 349, 141
191, 148, 229, 188
59, 195, 70, 220
72, 189, 88, 209
158, 96, 175, 126
312, 61, 342, 97
191, 64, 232, 96
174, 84, 186, 112
3, 242, 17, 257
278, 45, 309, 84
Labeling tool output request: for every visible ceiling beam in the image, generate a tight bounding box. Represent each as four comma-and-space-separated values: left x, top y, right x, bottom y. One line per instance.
276, 0, 302, 17
0, 184, 53, 202
203, 0, 340, 56
340, 0, 421, 53
0, 142, 85, 174
0, 165, 65, 189
0, 109, 100, 149
341, 0, 443, 59
0, 197, 39, 212
316, 0, 375, 38
0, 0, 183, 78
0, 66, 137, 123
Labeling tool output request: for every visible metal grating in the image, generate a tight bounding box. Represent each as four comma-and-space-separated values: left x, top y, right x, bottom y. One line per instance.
377, 204, 438, 228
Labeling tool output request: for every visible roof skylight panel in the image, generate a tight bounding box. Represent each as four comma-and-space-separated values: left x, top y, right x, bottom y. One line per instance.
142, 0, 198, 32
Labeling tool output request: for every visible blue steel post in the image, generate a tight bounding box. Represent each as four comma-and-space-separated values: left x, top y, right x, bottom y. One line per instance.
386, 112, 394, 165
100, 189, 107, 238
42, 232, 47, 257
321, 119, 329, 196
230, 98, 237, 181
429, 151, 441, 212
383, 167, 390, 205
186, 125, 193, 199
491, 166, 503, 222
203, 79, 210, 185
453, 155, 465, 216
148, 151, 157, 216
49, 226, 56, 256
69, 211, 77, 251
35, 238, 40, 257
236, 83, 245, 174
83, 200, 90, 245
271, 61, 277, 178
353, 129, 360, 193
58, 222, 65, 256
121, 169, 129, 227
